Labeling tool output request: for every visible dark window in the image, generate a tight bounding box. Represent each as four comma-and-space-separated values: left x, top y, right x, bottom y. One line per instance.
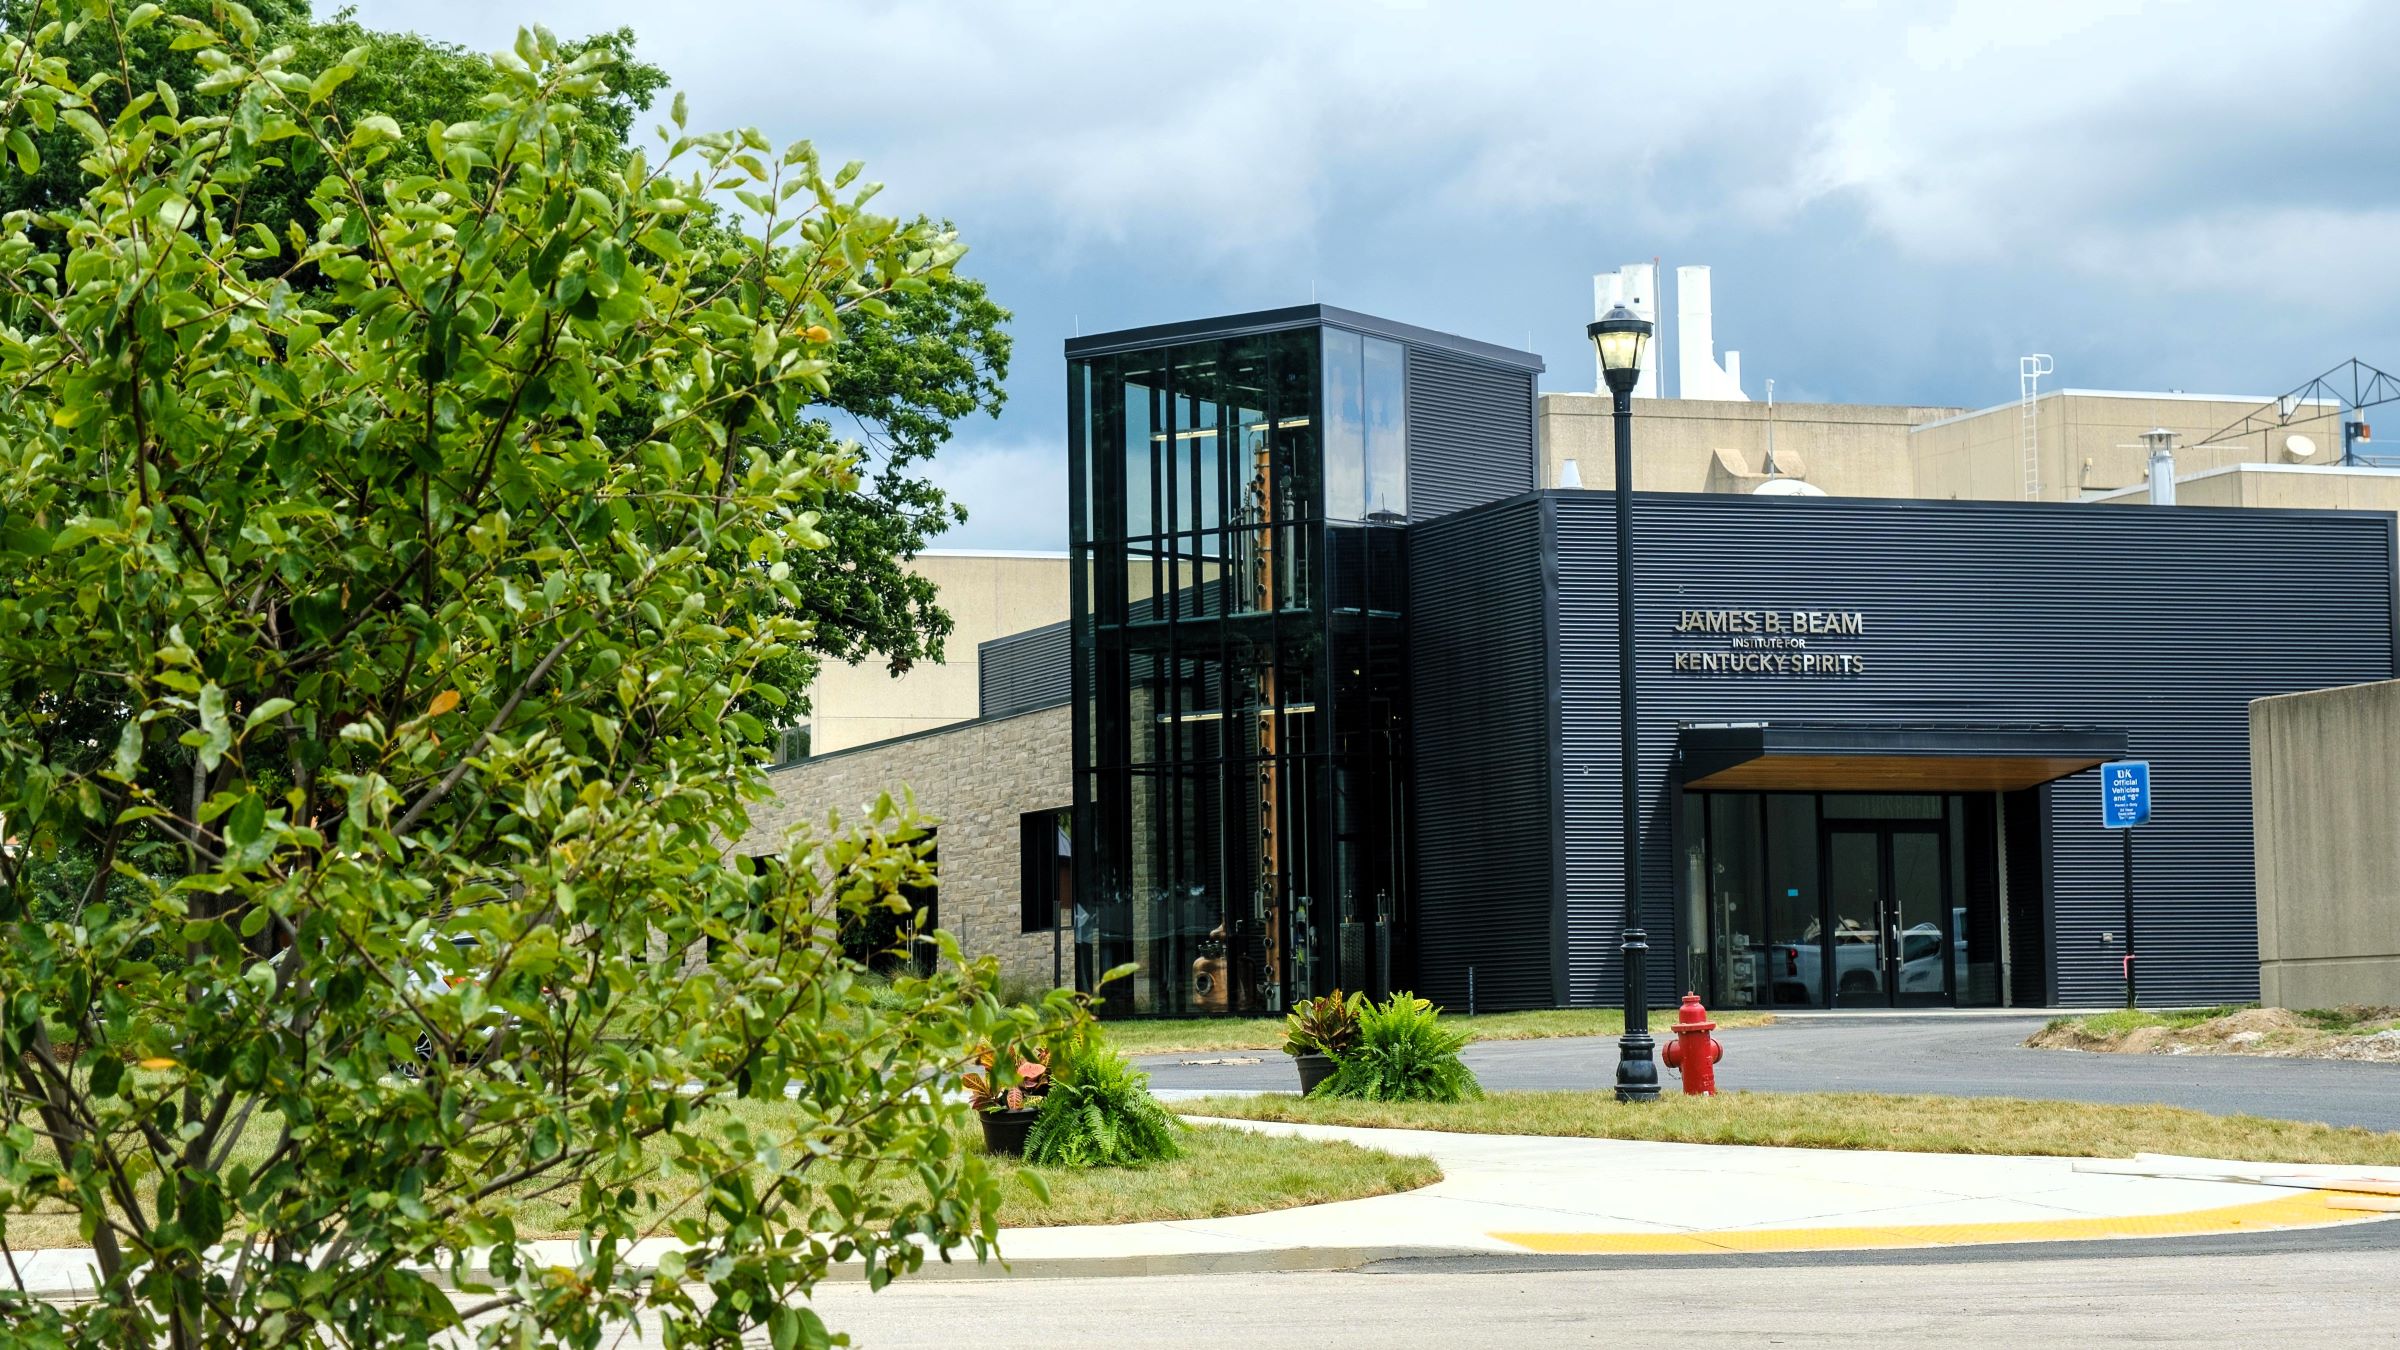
1021, 808, 1073, 933
843, 828, 936, 974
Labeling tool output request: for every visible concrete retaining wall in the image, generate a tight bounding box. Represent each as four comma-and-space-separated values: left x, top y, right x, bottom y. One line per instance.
2251, 678, 2400, 1008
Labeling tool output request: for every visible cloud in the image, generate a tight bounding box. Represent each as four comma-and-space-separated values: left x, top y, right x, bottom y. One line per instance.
914, 437, 1067, 553
345, 0, 2400, 520
353, 1, 2398, 284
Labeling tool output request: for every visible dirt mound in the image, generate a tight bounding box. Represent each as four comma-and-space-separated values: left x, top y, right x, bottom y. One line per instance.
2030, 1006, 2400, 1062
2209, 1007, 2307, 1038
2323, 1029, 2400, 1063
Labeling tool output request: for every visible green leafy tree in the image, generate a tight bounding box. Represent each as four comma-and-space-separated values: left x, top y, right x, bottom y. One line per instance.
0, 0, 1009, 740
0, 9, 1070, 1346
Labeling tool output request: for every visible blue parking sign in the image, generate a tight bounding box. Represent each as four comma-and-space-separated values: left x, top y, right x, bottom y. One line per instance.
2102, 761, 2150, 828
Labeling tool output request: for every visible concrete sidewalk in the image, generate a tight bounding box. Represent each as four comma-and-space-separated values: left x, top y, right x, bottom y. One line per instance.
971, 1118, 2393, 1273
10, 1119, 2394, 1297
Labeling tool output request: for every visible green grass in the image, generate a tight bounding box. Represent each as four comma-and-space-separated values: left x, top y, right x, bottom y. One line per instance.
2044, 1005, 2248, 1037
1176, 1090, 2400, 1167
993, 1120, 1437, 1226
1102, 1006, 1773, 1056
1, 1101, 1439, 1251
2297, 1006, 2400, 1033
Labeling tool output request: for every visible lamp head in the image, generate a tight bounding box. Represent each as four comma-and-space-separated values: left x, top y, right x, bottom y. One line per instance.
1587, 303, 1653, 396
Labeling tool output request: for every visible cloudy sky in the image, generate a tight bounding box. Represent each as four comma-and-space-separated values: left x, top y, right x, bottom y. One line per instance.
353, 0, 2400, 549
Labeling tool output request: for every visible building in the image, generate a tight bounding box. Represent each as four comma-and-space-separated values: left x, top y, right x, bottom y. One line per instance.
755, 303, 2399, 1017
1537, 389, 2353, 504
795, 550, 1068, 755
2250, 678, 2400, 1009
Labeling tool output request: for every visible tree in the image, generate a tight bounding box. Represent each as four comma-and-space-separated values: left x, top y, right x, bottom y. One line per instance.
0, 1, 1008, 736
0, 10, 1072, 1347
766, 268, 1009, 702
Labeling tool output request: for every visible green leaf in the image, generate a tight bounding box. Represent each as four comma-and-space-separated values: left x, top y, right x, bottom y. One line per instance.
308, 62, 358, 105
5, 128, 37, 175
196, 683, 232, 772
347, 114, 402, 149
242, 698, 294, 733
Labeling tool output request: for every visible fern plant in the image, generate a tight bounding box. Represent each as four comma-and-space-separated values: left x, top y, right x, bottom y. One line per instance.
1023, 1031, 1183, 1168
1321, 993, 1482, 1103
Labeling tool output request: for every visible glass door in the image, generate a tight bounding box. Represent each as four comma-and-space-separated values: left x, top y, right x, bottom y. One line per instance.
1825, 830, 1885, 1007
1888, 828, 1953, 1007
1822, 825, 1954, 1008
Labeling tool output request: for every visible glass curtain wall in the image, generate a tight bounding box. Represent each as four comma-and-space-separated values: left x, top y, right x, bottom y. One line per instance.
1069, 325, 1409, 1016
1680, 791, 2006, 1010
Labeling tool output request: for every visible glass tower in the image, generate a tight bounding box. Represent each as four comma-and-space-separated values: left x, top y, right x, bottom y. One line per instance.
1067, 317, 1412, 1016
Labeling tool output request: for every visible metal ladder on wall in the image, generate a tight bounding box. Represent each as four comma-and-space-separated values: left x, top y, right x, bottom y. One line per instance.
2020, 353, 2053, 499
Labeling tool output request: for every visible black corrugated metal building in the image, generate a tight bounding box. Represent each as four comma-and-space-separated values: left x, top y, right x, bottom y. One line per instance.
1050, 304, 2398, 1016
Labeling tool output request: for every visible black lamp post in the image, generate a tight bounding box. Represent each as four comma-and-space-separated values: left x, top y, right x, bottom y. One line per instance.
1587, 303, 1659, 1104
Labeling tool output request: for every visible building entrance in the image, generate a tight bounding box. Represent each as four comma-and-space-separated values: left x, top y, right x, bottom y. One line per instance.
1823, 824, 1950, 1007
1681, 791, 2004, 1011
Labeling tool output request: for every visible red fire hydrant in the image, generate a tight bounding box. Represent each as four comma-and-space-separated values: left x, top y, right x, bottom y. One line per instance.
1658, 993, 1723, 1096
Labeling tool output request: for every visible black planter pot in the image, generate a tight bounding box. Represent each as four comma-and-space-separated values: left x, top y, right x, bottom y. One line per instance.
1293, 1052, 1338, 1096
979, 1107, 1039, 1157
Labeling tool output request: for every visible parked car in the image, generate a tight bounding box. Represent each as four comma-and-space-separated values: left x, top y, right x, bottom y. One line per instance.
402, 934, 518, 1073
1769, 922, 1956, 1002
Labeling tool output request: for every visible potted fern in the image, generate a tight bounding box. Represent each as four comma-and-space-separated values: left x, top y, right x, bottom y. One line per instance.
1024, 1029, 1182, 1167
1320, 992, 1482, 1102
963, 1037, 1051, 1157
1281, 989, 1364, 1095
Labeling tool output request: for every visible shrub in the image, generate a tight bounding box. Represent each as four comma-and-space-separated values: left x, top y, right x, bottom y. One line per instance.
964, 1034, 1052, 1112
1322, 993, 1483, 1103
1282, 988, 1365, 1059
0, 16, 1076, 1348
1024, 1031, 1183, 1167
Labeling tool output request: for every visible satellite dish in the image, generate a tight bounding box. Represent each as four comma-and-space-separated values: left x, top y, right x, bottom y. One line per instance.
2282, 434, 2319, 462
1752, 478, 1828, 497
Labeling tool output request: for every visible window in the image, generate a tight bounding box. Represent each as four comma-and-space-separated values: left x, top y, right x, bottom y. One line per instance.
1323, 330, 1406, 523
845, 828, 936, 973
1020, 808, 1072, 933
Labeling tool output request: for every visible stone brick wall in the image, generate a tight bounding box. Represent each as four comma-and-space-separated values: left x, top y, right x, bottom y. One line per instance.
745, 705, 1072, 991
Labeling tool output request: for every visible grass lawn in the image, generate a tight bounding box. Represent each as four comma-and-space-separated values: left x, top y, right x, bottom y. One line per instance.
1177, 1090, 2400, 1167
1104, 1007, 1773, 1056
0, 1104, 1438, 1251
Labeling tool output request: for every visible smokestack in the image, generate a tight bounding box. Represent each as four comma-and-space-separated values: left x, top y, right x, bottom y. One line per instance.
2143, 428, 2177, 506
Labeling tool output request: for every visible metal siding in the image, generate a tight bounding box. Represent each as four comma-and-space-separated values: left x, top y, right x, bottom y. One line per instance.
1404, 497, 1560, 1010
979, 620, 1073, 719
1543, 492, 2396, 1009
1406, 348, 1537, 521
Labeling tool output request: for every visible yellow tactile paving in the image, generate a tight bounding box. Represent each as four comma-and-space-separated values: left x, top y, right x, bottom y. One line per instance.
1493, 1190, 2371, 1254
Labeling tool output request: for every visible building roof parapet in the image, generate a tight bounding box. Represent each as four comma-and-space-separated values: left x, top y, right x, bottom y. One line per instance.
1064, 303, 1544, 373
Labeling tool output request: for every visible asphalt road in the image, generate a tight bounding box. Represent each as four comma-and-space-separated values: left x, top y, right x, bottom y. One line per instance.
789, 1221, 2400, 1349
1140, 1015, 2400, 1130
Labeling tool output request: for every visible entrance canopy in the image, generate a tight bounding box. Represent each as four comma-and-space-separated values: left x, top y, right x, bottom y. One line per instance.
1676, 721, 2126, 793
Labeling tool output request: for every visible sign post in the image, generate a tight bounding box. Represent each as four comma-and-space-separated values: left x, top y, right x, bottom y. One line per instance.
2101, 761, 2151, 1008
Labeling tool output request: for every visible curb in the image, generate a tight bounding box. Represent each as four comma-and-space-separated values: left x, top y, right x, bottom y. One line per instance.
893, 1243, 1488, 1282
7, 1243, 1492, 1303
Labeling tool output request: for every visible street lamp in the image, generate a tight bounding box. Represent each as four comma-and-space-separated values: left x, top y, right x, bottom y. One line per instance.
1587, 303, 1659, 1104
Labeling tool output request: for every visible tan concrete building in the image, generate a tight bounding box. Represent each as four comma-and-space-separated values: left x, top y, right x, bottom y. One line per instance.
749, 704, 1072, 993
1539, 395, 1955, 496
2251, 679, 2400, 1009
799, 550, 1069, 754
1910, 391, 2344, 503
2089, 462, 2400, 513
1536, 388, 2358, 508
